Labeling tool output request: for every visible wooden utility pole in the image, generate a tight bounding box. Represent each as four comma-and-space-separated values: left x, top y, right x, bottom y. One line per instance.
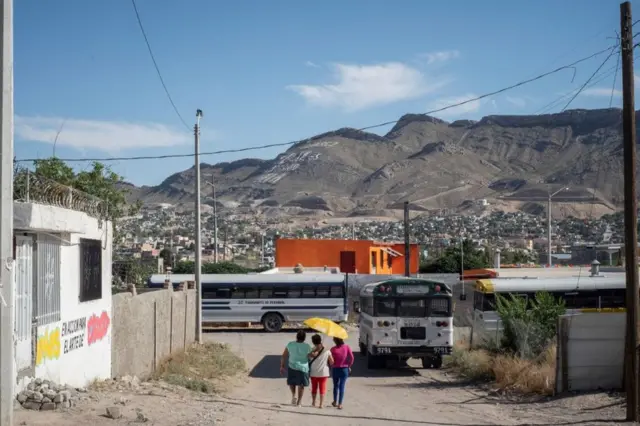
620, 1, 639, 421
403, 201, 410, 277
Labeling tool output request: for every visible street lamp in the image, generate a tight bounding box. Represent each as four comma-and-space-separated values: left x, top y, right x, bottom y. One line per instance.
548, 186, 569, 267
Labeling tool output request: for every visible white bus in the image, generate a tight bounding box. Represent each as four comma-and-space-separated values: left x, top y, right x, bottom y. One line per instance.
148, 273, 348, 332
472, 275, 626, 346
354, 278, 453, 370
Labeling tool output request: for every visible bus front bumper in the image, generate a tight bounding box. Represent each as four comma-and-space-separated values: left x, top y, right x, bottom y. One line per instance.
371, 345, 452, 357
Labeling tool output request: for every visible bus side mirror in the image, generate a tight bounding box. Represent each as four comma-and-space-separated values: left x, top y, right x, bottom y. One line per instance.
353, 301, 361, 313
459, 293, 467, 301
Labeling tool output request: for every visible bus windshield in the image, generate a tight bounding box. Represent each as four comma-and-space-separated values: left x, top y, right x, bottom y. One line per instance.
373, 297, 451, 317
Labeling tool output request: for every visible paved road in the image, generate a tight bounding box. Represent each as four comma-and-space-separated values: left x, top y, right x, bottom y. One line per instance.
205, 327, 626, 426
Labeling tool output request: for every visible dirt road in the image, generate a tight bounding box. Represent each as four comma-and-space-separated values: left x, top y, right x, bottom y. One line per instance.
209, 327, 628, 426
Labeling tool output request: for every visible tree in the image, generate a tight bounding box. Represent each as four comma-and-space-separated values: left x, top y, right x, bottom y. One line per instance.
420, 239, 490, 273
501, 249, 537, 265
14, 157, 140, 225
172, 261, 252, 274
159, 248, 173, 266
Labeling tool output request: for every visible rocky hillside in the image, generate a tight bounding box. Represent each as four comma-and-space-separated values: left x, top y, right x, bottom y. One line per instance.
125, 108, 631, 219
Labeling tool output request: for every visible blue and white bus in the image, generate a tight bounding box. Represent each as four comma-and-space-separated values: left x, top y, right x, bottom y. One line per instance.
148, 273, 348, 332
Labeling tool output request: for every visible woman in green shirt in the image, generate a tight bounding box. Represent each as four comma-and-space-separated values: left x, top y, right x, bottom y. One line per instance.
280, 330, 312, 406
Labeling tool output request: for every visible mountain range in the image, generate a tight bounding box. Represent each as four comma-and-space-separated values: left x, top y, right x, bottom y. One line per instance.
124, 108, 630, 220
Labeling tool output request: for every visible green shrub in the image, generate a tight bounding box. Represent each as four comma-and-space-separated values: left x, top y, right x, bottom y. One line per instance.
494, 291, 565, 359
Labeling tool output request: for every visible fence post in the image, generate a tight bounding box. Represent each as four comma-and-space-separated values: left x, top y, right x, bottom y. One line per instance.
169, 292, 174, 354
557, 316, 569, 393
184, 292, 188, 349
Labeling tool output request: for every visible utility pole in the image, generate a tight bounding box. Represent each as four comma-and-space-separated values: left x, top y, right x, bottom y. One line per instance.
403, 201, 410, 277
621, 2, 639, 421
211, 176, 218, 263
194, 110, 203, 344
0, 0, 14, 424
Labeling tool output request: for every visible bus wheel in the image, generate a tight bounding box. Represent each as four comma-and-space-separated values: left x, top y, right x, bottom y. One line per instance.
421, 357, 433, 369
262, 313, 283, 332
432, 355, 443, 369
367, 350, 384, 369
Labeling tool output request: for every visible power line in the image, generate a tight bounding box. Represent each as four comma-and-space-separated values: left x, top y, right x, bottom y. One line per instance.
130, 0, 191, 132
610, 46, 622, 107
560, 47, 618, 111
14, 44, 617, 164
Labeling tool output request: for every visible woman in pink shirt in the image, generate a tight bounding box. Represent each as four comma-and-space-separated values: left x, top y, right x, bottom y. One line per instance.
329, 337, 354, 409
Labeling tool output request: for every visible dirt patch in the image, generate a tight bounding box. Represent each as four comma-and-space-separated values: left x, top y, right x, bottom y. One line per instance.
447, 343, 556, 395
152, 342, 246, 393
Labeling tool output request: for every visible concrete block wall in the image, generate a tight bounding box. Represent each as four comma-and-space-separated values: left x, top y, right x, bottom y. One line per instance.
111, 288, 197, 379
556, 312, 625, 393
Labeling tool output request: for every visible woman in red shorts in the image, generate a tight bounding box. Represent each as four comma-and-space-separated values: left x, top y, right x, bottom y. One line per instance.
308, 334, 334, 408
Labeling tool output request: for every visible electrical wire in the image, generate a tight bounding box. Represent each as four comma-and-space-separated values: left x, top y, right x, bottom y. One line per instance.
14, 44, 617, 164
130, 0, 191, 132
561, 47, 618, 111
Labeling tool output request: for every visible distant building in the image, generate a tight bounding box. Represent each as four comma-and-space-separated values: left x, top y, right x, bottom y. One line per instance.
275, 238, 419, 275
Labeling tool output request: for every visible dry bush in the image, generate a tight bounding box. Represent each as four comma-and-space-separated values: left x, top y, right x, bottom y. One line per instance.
153, 342, 246, 393
447, 343, 556, 395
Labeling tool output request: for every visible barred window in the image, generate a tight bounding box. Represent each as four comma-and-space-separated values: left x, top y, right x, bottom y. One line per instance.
36, 235, 61, 325
79, 239, 102, 302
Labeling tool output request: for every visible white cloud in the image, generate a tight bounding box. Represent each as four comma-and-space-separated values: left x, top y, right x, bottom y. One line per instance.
505, 96, 526, 108
419, 50, 460, 64
287, 62, 449, 111
305, 61, 320, 68
581, 87, 622, 97
430, 93, 483, 118
15, 116, 191, 152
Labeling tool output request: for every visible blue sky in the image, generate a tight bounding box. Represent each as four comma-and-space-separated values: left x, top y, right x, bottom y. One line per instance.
14, 0, 636, 186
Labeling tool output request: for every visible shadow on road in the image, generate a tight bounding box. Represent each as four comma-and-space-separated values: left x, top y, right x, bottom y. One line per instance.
197, 395, 623, 426
349, 352, 421, 378
248, 351, 422, 379
249, 355, 283, 379
204, 328, 303, 334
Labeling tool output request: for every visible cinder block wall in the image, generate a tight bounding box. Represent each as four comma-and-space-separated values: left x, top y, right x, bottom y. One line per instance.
111, 289, 197, 378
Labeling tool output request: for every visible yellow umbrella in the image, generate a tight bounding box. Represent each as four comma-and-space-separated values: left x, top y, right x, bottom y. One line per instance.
303, 317, 349, 340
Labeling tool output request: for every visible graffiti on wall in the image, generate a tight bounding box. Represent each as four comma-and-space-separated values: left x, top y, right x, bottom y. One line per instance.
87, 311, 110, 345
62, 317, 86, 354
36, 327, 60, 366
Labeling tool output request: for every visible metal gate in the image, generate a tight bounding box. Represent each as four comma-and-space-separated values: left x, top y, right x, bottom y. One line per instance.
14, 235, 34, 371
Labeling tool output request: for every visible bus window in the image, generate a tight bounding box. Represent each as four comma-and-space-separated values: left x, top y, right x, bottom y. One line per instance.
300, 286, 316, 298
316, 286, 330, 298
473, 291, 485, 311
429, 298, 451, 317
600, 289, 625, 308
202, 288, 217, 299
330, 285, 344, 298
375, 300, 395, 317
271, 286, 288, 298
244, 286, 260, 299
215, 288, 232, 299
230, 287, 244, 299
564, 292, 598, 309
259, 287, 273, 298
398, 299, 426, 317
483, 293, 496, 311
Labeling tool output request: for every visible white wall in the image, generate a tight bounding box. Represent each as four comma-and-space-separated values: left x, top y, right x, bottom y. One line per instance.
556, 312, 625, 393
15, 203, 113, 388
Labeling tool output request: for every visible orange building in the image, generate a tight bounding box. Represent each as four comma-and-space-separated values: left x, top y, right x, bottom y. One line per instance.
275, 238, 420, 275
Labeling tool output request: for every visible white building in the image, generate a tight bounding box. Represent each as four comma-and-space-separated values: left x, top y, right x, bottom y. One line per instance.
13, 201, 113, 390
